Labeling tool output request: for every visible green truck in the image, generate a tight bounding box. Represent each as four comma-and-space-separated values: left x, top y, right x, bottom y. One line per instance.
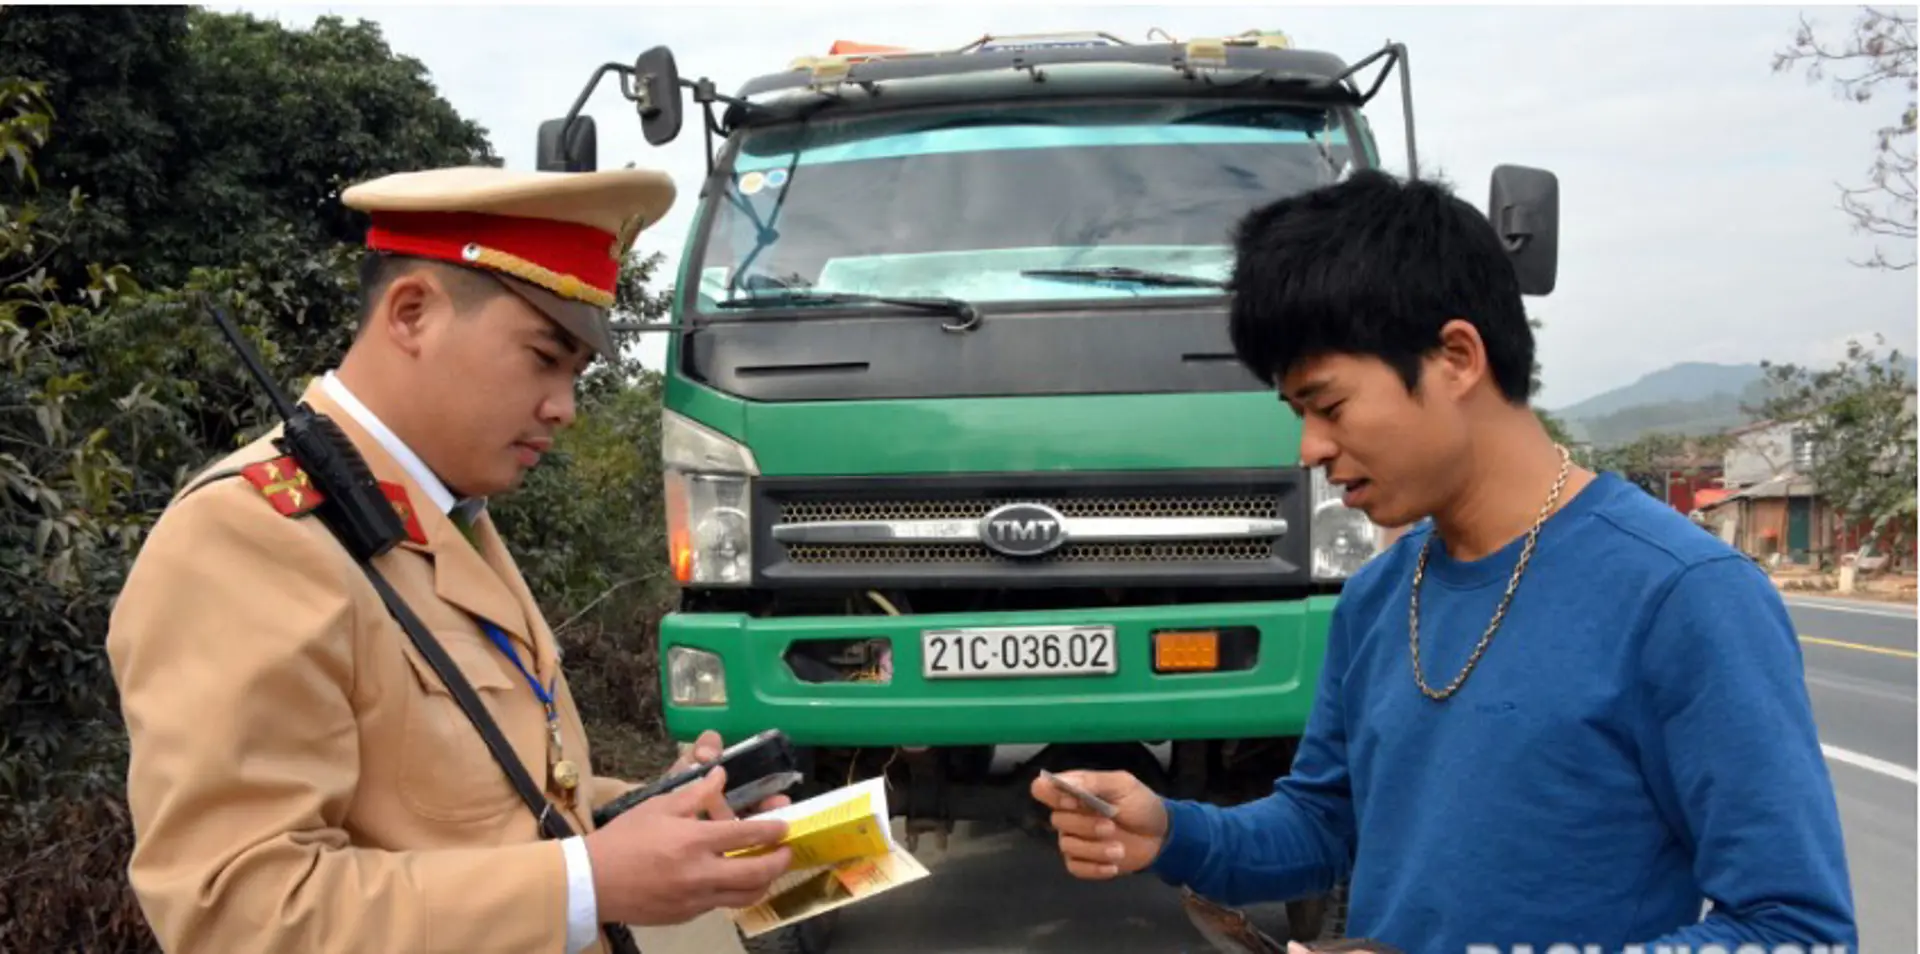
539, 27, 1559, 951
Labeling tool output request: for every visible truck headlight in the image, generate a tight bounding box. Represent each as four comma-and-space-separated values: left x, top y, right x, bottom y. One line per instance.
663, 411, 757, 585
667, 646, 727, 706
1309, 468, 1385, 580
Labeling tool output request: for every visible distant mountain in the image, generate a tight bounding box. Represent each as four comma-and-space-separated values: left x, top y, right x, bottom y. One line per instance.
1551, 362, 1775, 448
1552, 356, 1918, 448
1556, 362, 1768, 421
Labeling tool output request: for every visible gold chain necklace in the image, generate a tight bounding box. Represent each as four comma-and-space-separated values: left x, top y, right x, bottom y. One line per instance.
1409, 443, 1572, 701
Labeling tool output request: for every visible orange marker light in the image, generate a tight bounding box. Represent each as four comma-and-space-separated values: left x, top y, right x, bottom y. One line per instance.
669, 530, 693, 583
1154, 631, 1220, 672
664, 476, 694, 582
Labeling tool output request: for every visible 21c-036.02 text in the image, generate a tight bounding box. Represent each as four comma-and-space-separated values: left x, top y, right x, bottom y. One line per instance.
921, 625, 1117, 678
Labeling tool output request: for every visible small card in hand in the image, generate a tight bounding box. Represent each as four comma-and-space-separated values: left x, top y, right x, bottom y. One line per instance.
1039, 769, 1119, 819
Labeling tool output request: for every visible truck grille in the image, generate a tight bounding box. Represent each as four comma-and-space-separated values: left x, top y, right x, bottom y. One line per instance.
784, 539, 1276, 565
777, 493, 1282, 566
751, 471, 1310, 587
779, 493, 1278, 523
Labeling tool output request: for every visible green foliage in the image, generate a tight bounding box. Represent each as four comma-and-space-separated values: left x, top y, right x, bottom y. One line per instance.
0, 67, 340, 952
0, 72, 166, 952
0, 11, 678, 949
0, 76, 158, 801
0, 7, 191, 276
1755, 336, 1918, 551
0, 6, 496, 376
0, 7, 495, 285
1584, 430, 1731, 483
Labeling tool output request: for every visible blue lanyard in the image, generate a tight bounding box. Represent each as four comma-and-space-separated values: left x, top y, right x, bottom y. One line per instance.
479, 620, 579, 804
480, 621, 556, 711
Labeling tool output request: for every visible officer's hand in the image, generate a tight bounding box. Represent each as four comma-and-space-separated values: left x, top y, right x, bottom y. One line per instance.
586, 765, 793, 926
666, 730, 792, 814
665, 730, 723, 776
1030, 769, 1169, 880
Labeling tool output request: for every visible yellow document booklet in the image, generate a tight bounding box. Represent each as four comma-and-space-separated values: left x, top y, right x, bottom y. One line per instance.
724, 775, 931, 937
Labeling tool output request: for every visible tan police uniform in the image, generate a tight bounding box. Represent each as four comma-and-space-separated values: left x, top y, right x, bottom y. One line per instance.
107, 165, 675, 954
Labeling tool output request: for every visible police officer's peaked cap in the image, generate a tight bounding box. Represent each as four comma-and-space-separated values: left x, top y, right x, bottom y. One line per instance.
342, 165, 676, 359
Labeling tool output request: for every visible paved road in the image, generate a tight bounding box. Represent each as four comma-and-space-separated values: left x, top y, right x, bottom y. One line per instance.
1785, 596, 1916, 954
641, 594, 1916, 954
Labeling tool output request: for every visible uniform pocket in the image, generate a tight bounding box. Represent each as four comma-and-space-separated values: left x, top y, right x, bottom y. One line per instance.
396, 633, 539, 823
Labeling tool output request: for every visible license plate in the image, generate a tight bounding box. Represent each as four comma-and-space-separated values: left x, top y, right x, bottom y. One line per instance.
922, 625, 1117, 679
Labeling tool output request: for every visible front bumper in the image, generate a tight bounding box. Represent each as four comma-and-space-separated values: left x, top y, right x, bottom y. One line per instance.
658, 596, 1337, 747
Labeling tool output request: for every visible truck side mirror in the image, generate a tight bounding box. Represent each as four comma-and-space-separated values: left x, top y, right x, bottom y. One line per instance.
635, 46, 684, 146
537, 116, 598, 172
1488, 164, 1559, 296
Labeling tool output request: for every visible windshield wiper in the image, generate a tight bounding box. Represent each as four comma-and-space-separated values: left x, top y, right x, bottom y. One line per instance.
714, 290, 983, 332
1019, 266, 1227, 289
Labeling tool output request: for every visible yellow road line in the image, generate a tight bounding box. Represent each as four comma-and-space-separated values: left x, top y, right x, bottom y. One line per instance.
1799, 635, 1918, 660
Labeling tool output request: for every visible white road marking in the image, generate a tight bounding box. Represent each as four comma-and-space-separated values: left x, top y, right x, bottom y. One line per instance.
1785, 595, 1918, 619
1806, 670, 1917, 704
1800, 635, 1919, 660
1822, 744, 1919, 784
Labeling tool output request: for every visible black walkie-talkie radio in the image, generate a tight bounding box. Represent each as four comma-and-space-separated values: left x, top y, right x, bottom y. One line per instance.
204, 300, 407, 562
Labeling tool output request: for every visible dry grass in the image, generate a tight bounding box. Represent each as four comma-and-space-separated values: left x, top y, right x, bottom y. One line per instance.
0, 779, 152, 952
555, 590, 685, 782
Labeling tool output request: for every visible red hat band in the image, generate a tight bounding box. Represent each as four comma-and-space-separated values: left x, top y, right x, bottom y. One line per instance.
365, 210, 619, 308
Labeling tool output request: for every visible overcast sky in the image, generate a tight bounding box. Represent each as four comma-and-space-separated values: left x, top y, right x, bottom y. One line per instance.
232, 3, 1918, 410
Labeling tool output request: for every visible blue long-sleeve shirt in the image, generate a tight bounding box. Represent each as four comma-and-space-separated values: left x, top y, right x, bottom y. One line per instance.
1151, 473, 1856, 954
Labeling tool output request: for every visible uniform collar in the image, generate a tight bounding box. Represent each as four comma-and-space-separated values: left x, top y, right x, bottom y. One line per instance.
319, 370, 487, 524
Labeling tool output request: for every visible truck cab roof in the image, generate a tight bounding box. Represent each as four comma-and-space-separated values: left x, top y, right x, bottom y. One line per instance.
728, 32, 1370, 126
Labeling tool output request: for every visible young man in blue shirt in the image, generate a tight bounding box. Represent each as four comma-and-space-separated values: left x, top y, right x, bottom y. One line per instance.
1032, 171, 1856, 954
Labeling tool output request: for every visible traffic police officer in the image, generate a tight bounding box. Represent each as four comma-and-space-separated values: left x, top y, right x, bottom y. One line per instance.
107, 165, 793, 953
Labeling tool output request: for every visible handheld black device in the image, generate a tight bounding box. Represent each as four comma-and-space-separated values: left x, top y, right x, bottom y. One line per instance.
205, 300, 408, 562
593, 728, 802, 828
200, 298, 644, 954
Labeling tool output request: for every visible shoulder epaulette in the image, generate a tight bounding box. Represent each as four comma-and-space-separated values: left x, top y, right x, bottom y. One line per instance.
174, 454, 428, 545
380, 481, 429, 546
239, 454, 328, 517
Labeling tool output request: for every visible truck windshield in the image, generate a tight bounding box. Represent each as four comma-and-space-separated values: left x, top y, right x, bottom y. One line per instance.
689, 99, 1355, 312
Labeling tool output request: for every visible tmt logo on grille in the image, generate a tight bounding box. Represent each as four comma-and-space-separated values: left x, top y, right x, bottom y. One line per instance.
979, 502, 1068, 557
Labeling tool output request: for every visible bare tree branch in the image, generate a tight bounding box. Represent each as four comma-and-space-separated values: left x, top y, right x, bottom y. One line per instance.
1776, 6, 1918, 270
553, 572, 663, 636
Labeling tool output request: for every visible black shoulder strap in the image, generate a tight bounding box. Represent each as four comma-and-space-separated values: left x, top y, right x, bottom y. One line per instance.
357, 565, 646, 954
362, 569, 572, 837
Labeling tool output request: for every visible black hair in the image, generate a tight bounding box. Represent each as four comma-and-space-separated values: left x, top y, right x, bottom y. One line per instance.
1226, 169, 1535, 404
355, 251, 503, 327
